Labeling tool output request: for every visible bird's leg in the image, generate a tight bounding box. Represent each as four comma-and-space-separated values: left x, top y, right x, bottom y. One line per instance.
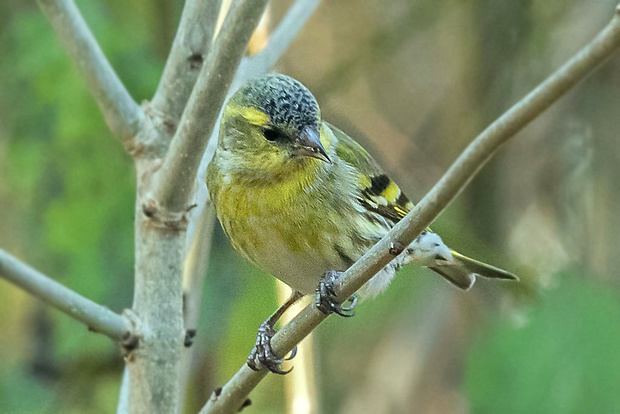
247, 290, 304, 375
316, 270, 357, 317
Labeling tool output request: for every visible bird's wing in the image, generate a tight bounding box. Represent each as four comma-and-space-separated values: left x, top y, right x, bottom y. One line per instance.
325, 122, 413, 223
324, 123, 518, 290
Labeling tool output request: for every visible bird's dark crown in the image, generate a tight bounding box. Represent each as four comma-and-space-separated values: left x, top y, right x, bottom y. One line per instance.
233, 73, 321, 134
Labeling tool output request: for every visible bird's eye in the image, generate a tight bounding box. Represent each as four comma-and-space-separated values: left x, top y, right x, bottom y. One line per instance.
262, 127, 286, 142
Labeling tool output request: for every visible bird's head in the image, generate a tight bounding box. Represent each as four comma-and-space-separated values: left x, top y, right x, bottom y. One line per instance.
218, 74, 331, 180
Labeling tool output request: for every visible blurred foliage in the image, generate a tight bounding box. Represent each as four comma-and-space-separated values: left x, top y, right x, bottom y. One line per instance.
467, 275, 620, 413
1, 0, 620, 413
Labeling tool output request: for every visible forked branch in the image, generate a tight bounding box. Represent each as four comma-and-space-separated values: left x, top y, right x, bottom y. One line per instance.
152, 0, 270, 213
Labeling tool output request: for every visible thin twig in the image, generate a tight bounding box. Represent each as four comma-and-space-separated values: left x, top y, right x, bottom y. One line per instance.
37, 0, 142, 142
115, 367, 130, 414
0, 249, 131, 341
152, 0, 269, 213
200, 8, 620, 413
151, 0, 223, 124
178, 205, 216, 412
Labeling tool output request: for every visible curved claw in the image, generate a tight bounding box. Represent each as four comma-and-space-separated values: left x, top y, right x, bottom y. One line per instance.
316, 270, 358, 317
246, 320, 292, 375
271, 363, 293, 375
340, 295, 358, 313
285, 345, 298, 361
332, 302, 356, 317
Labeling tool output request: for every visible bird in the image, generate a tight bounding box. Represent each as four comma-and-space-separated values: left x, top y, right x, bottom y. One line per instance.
206, 73, 518, 374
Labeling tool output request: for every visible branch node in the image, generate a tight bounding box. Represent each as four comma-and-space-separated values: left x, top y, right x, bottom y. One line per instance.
184, 329, 197, 347
188, 53, 205, 70
388, 241, 405, 256
143, 101, 177, 136
122, 332, 140, 354
142, 200, 158, 218
239, 398, 252, 412
123, 138, 145, 157
142, 199, 190, 230
120, 309, 143, 356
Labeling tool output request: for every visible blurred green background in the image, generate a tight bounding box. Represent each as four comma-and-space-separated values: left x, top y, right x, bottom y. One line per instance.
2, 0, 620, 413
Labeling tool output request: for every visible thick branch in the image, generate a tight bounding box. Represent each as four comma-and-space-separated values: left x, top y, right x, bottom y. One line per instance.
151, 0, 222, 123
0, 249, 130, 341
201, 8, 620, 413
152, 0, 269, 213
37, 0, 142, 142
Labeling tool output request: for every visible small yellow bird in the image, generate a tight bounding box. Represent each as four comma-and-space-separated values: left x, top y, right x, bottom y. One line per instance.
207, 73, 517, 373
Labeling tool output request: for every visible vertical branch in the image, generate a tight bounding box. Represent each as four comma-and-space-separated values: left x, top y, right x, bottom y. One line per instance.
26, 0, 320, 412
182, 2, 324, 411
129, 1, 268, 412
129, 200, 187, 414
277, 283, 317, 414
152, 0, 270, 213
116, 368, 130, 414
178, 205, 216, 412
37, 0, 142, 142
151, 0, 223, 124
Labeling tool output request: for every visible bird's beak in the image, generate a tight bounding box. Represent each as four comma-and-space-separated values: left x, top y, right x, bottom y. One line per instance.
298, 127, 331, 163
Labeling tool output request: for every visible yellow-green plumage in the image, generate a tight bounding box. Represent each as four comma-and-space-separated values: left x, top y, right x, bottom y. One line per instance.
207, 73, 517, 297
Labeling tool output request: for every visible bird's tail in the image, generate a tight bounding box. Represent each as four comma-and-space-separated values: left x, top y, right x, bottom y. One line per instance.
429, 250, 518, 290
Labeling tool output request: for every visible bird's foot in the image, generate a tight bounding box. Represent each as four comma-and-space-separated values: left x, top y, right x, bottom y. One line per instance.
315, 270, 357, 317
246, 319, 296, 375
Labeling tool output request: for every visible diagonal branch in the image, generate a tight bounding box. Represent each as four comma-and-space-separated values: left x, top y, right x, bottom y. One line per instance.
192, 0, 323, 242
200, 7, 620, 413
151, 0, 223, 124
37, 0, 142, 142
200, 0, 324, 190
0, 249, 132, 341
240, 0, 321, 73
240, 0, 322, 77
152, 0, 269, 213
